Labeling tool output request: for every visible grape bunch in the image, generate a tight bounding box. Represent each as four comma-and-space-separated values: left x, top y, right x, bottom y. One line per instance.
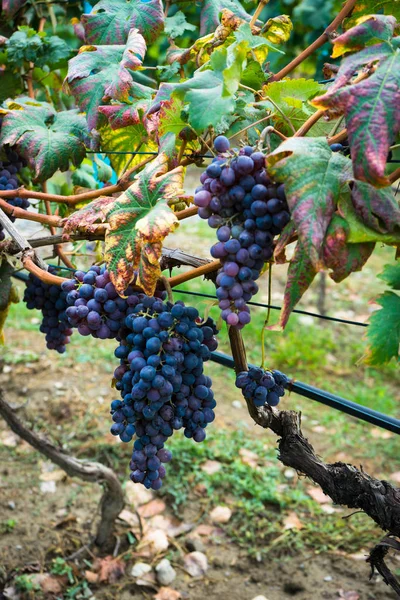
23, 268, 73, 353
0, 150, 28, 242
194, 136, 291, 328
235, 366, 289, 408
62, 266, 166, 340
110, 296, 218, 490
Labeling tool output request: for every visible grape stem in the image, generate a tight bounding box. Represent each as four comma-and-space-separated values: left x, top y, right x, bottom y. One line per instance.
0, 389, 125, 547
250, 0, 269, 28
389, 167, 400, 184
42, 181, 75, 270
268, 0, 358, 82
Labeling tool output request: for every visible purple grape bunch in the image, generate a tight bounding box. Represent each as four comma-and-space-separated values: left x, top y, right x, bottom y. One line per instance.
62, 266, 166, 341
0, 149, 29, 242
235, 366, 289, 408
194, 135, 291, 328
23, 268, 73, 353
110, 297, 218, 490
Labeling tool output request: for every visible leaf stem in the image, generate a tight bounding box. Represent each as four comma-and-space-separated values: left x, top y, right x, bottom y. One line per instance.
269, 0, 358, 82
293, 109, 326, 137
228, 114, 276, 140
168, 260, 221, 288
389, 167, 400, 184
250, 0, 269, 28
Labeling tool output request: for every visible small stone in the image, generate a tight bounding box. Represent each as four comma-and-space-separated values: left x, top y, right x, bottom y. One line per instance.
184, 552, 208, 577
323, 575, 333, 582
131, 563, 152, 578
210, 506, 232, 523
252, 596, 270, 600
185, 537, 205, 553
40, 480, 56, 494
8, 501, 15, 510
232, 400, 242, 409
155, 559, 176, 586
283, 468, 295, 480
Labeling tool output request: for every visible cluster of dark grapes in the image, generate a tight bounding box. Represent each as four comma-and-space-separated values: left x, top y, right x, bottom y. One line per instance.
194, 136, 291, 328
0, 150, 28, 242
23, 268, 73, 353
111, 297, 218, 490
235, 366, 289, 408
61, 266, 167, 341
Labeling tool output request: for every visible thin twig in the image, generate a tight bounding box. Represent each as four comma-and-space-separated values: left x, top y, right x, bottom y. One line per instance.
269, 0, 358, 82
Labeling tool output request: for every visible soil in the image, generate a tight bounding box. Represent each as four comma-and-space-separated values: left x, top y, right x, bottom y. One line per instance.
0, 328, 398, 600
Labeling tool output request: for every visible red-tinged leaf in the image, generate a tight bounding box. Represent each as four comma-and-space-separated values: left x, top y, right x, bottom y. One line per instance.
157, 96, 188, 157
98, 101, 148, 130
267, 137, 353, 268
279, 241, 317, 328
154, 588, 181, 600
104, 154, 184, 295
332, 14, 396, 58
364, 291, 400, 364
71, 18, 86, 43
273, 221, 296, 264
200, 0, 251, 36
312, 39, 400, 186
92, 556, 125, 584
351, 180, 400, 234
2, 0, 27, 20
0, 100, 88, 182
339, 195, 400, 245
82, 0, 164, 45
65, 30, 151, 131
323, 214, 375, 283
62, 196, 114, 236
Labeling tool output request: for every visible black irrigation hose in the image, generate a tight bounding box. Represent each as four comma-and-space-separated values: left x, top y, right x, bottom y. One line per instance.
210, 351, 400, 435
173, 288, 368, 328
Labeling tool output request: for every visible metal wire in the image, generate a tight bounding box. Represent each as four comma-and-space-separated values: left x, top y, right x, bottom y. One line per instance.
210, 351, 400, 435
86, 150, 213, 158
173, 288, 368, 328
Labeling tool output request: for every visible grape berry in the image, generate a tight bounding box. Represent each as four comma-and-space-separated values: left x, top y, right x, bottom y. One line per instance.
0, 150, 28, 242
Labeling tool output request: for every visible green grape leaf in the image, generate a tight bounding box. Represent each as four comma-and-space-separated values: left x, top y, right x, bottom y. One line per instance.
351, 181, 400, 234
200, 0, 251, 36
339, 195, 400, 245
65, 29, 150, 131
72, 162, 98, 189
0, 100, 88, 182
175, 66, 235, 132
255, 78, 325, 136
322, 213, 375, 283
6, 27, 72, 69
379, 262, 400, 290
332, 14, 397, 58
82, 0, 164, 45
279, 241, 317, 329
104, 154, 184, 294
267, 137, 353, 269
157, 95, 187, 157
99, 122, 156, 177
94, 155, 113, 183
0, 69, 23, 103
365, 291, 400, 364
2, 0, 27, 20
165, 11, 196, 39
293, 0, 336, 30
312, 38, 400, 186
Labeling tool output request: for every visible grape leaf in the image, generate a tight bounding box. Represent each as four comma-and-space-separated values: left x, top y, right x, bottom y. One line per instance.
1, 0, 27, 20
165, 11, 196, 39
175, 65, 235, 132
365, 291, 400, 364
104, 154, 184, 294
99, 122, 157, 177
262, 15, 293, 45
65, 29, 150, 131
157, 95, 187, 157
279, 241, 317, 329
254, 78, 325, 136
345, 1, 400, 28
0, 69, 23, 103
0, 100, 88, 182
82, 0, 164, 45
331, 14, 397, 58
267, 137, 353, 269
322, 214, 375, 283
200, 0, 251, 36
339, 195, 400, 245
312, 37, 400, 186
379, 262, 400, 290
351, 181, 400, 234
98, 101, 148, 130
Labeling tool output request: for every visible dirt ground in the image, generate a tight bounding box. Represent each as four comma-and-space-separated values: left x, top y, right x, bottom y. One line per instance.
0, 324, 398, 600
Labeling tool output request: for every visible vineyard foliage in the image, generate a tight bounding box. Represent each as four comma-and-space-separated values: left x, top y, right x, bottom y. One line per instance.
0, 0, 399, 364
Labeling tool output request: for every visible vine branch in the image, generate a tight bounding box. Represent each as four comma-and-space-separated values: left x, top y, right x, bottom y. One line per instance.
0, 389, 124, 546
269, 0, 358, 82
228, 327, 400, 596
